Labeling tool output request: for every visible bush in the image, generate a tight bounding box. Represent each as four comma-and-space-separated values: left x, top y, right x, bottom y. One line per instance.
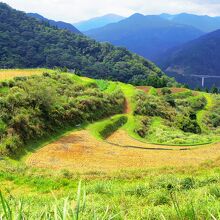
134, 92, 176, 121
0, 73, 125, 155
135, 117, 151, 138
161, 87, 172, 95
99, 116, 128, 139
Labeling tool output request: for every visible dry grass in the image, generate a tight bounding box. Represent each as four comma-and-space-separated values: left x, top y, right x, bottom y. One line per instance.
136, 86, 152, 93
26, 129, 220, 172
137, 86, 189, 94
0, 69, 52, 81
159, 87, 188, 94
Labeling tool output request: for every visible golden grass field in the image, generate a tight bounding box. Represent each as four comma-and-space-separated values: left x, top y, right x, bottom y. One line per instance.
0, 69, 52, 81
26, 129, 220, 172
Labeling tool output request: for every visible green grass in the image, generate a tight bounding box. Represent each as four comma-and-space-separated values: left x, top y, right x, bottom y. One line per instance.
197, 93, 214, 133
1, 69, 220, 219
146, 117, 214, 146
118, 82, 137, 111
1, 161, 220, 219
87, 114, 126, 140
148, 87, 158, 95
0, 86, 9, 94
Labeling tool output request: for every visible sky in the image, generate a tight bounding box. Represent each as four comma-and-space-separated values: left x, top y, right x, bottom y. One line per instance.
2, 0, 220, 23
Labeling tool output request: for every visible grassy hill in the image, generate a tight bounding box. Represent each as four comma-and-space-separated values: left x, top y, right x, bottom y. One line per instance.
0, 69, 219, 155
0, 69, 220, 219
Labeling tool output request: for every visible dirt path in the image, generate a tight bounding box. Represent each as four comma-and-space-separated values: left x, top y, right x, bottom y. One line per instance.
27, 129, 220, 172
124, 99, 132, 114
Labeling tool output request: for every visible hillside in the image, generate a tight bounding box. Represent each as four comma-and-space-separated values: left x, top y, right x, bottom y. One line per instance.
157, 29, 220, 88
74, 14, 125, 31
161, 13, 220, 32
0, 3, 175, 87
85, 13, 204, 61
1, 69, 220, 219
27, 13, 81, 34
1, 69, 219, 155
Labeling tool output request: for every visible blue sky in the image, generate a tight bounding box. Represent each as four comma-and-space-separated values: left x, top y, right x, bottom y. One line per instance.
3, 0, 220, 23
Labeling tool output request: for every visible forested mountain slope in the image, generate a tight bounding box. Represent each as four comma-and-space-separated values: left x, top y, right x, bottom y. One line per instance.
157, 29, 220, 88
86, 13, 203, 61
27, 13, 81, 34
0, 3, 175, 87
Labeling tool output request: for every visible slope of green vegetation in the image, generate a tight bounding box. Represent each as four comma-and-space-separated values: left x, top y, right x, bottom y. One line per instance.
0, 3, 177, 87
88, 114, 128, 139
0, 71, 125, 155
133, 89, 220, 145
0, 69, 220, 220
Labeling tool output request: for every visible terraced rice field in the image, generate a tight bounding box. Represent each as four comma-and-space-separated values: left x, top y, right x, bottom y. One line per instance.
26, 128, 220, 172
0, 68, 52, 81
4, 69, 216, 172
137, 86, 188, 94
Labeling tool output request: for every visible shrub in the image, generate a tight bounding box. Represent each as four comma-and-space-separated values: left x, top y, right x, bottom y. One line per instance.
134, 92, 176, 121
135, 117, 151, 138
161, 87, 172, 95
99, 116, 128, 139
0, 73, 125, 155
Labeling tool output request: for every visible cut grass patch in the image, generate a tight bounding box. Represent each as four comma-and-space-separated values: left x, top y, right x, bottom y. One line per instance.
0, 68, 54, 81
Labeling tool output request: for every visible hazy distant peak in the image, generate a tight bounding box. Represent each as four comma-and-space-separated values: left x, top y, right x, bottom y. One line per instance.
128, 13, 145, 19
74, 14, 125, 31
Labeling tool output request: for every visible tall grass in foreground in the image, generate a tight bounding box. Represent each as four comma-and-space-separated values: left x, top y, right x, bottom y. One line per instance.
1, 182, 220, 220
0, 182, 118, 220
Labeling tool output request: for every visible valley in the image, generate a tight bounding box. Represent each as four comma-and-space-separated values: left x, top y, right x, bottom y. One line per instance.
1, 2, 220, 219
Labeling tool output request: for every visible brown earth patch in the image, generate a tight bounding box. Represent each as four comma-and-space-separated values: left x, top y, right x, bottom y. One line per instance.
26, 130, 220, 172
124, 99, 132, 114
158, 87, 188, 94
136, 87, 190, 95
136, 86, 152, 93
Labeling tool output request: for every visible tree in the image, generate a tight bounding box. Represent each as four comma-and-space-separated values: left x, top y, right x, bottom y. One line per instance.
211, 86, 219, 94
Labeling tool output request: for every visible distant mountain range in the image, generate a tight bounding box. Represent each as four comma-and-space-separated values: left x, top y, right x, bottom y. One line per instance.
28, 13, 81, 34
160, 13, 220, 33
157, 29, 220, 88
85, 13, 204, 61
74, 14, 125, 31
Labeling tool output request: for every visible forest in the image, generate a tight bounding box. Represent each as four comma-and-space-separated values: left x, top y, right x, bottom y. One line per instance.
0, 3, 177, 87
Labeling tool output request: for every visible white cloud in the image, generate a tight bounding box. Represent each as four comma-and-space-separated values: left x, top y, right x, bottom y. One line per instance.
3, 0, 220, 23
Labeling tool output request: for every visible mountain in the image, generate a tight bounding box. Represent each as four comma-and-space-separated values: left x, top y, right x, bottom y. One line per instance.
74, 14, 125, 31
157, 29, 220, 88
28, 13, 81, 34
85, 13, 204, 61
0, 3, 176, 87
160, 13, 220, 32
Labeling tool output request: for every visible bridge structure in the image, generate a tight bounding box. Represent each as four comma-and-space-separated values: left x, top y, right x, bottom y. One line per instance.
191, 75, 220, 87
